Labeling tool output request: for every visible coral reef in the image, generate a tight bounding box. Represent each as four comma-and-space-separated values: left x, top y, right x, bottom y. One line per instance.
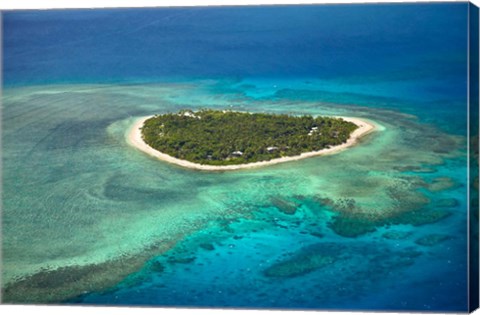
382, 231, 412, 240
270, 196, 300, 215
427, 177, 459, 192
415, 234, 451, 246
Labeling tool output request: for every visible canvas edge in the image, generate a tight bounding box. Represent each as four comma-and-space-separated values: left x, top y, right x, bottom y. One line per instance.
469, 1, 480, 313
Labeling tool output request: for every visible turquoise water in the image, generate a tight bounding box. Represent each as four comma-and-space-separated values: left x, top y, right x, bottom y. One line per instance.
2, 81, 468, 310
1, 3, 472, 312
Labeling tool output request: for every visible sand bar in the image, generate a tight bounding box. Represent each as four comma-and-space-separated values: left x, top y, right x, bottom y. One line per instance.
126, 115, 376, 171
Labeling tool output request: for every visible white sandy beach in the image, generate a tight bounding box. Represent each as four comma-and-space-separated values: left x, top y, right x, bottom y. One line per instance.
126, 115, 376, 171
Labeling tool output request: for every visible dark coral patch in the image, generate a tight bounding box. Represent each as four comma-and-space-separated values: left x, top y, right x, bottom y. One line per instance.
199, 243, 215, 251
328, 216, 377, 238
415, 234, 451, 246
167, 256, 196, 264
263, 243, 344, 278
388, 209, 452, 226
435, 198, 459, 208
427, 177, 460, 192
270, 196, 300, 215
393, 165, 437, 173
382, 231, 412, 240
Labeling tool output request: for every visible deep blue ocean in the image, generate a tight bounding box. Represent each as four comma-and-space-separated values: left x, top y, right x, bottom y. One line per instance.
1, 2, 474, 312
3, 3, 467, 96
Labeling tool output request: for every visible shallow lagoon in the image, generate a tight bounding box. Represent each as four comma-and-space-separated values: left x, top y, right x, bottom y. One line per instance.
2, 79, 468, 310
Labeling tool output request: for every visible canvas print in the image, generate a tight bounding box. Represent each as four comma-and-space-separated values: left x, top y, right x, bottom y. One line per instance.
1, 1, 479, 312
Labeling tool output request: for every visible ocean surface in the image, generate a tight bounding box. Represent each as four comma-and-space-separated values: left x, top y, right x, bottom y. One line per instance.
1, 3, 472, 311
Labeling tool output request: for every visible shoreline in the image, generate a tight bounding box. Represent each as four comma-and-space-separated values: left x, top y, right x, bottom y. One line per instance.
126, 115, 377, 171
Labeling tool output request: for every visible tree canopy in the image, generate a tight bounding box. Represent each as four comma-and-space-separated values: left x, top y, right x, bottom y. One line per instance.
141, 109, 358, 165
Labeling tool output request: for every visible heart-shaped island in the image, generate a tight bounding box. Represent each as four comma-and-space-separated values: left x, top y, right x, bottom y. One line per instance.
128, 109, 376, 170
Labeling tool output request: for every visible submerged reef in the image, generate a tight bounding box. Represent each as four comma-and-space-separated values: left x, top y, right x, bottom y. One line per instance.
382, 231, 412, 240
427, 177, 460, 192
263, 242, 423, 289
270, 196, 300, 215
322, 200, 453, 238
3, 251, 149, 303
315, 172, 456, 238
415, 234, 452, 246
435, 198, 460, 208
263, 243, 345, 278
264, 252, 337, 278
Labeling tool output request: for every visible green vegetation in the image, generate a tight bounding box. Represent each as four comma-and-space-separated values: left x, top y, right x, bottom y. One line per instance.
141, 109, 358, 165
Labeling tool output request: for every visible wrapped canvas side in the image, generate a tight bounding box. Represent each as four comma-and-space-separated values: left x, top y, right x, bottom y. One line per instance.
470, 2, 480, 312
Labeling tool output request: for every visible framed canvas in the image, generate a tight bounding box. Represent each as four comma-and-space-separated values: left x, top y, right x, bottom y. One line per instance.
1, 0, 479, 313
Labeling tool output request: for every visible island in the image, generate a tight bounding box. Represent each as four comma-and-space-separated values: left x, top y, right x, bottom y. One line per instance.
127, 109, 376, 171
